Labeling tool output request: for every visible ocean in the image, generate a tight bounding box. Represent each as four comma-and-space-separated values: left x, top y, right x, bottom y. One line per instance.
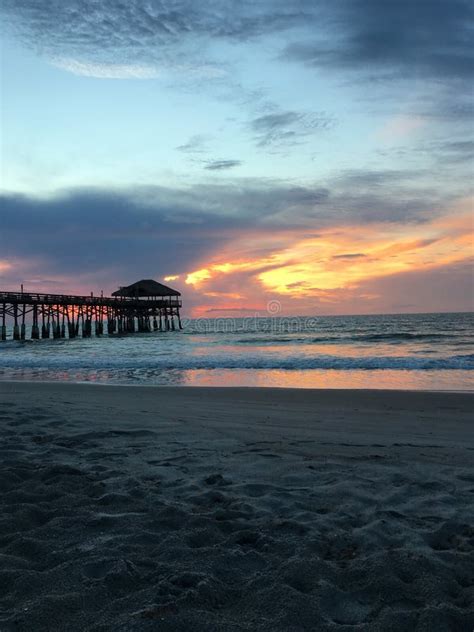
0, 312, 472, 390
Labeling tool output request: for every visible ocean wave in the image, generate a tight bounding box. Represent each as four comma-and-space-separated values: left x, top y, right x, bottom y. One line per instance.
353, 332, 454, 342
0, 353, 472, 371
232, 332, 461, 345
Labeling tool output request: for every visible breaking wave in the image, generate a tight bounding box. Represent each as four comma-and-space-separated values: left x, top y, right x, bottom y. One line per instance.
233, 332, 461, 345
0, 353, 473, 371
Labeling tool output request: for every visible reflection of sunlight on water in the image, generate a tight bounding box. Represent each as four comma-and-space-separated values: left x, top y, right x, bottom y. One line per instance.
206, 342, 438, 359
0, 367, 472, 391
182, 369, 472, 390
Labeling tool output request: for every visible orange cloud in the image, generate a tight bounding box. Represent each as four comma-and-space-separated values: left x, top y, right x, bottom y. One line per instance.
183, 197, 473, 315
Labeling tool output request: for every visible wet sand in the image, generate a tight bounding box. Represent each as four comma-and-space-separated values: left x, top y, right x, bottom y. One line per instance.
0, 382, 473, 631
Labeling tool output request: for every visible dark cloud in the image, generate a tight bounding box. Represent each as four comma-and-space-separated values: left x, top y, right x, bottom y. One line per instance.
204, 160, 242, 171
249, 110, 334, 148
282, 0, 473, 81
0, 189, 226, 291
332, 253, 366, 260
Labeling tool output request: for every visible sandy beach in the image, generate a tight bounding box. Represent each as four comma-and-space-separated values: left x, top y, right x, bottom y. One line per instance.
0, 383, 473, 631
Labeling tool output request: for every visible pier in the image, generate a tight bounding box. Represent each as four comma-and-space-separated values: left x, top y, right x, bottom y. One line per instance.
0, 279, 182, 341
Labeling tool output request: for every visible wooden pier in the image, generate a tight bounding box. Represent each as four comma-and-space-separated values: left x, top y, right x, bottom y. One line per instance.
0, 279, 182, 341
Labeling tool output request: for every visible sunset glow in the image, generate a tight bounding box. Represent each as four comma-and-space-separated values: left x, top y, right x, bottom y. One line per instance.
1, 1, 472, 317
182, 201, 473, 315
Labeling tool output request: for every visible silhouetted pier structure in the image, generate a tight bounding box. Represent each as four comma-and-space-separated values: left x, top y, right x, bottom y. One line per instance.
0, 279, 182, 341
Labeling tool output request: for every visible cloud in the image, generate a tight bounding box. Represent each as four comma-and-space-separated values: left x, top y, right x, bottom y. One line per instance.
0, 176, 428, 288
249, 110, 334, 148
176, 135, 210, 154
425, 139, 474, 166
376, 137, 474, 183
357, 259, 474, 314
50, 58, 162, 79
1, 0, 314, 78
1, 186, 471, 315
0, 189, 223, 292
332, 253, 366, 260
0, 170, 452, 273
0, 160, 459, 302
183, 203, 473, 314
204, 160, 242, 171
282, 0, 474, 81
205, 307, 257, 313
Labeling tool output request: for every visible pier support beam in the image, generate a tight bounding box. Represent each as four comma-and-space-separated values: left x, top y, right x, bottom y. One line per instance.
53, 320, 61, 339
1, 306, 6, 341
42, 308, 51, 338
13, 305, 20, 340
68, 309, 75, 339
83, 319, 92, 337
32, 306, 39, 339
21, 305, 26, 340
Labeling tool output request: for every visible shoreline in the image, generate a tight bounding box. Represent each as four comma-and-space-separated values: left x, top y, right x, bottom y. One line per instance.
1, 382, 473, 630
0, 377, 473, 391
0, 376, 473, 393
2, 379, 474, 397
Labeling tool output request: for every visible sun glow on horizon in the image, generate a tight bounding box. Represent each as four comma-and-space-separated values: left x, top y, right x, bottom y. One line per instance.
183, 202, 473, 312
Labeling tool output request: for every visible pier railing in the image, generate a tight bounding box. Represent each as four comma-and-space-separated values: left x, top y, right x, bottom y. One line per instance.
0, 291, 181, 309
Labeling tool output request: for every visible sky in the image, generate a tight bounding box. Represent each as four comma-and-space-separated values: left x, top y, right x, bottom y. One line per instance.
0, 0, 473, 317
